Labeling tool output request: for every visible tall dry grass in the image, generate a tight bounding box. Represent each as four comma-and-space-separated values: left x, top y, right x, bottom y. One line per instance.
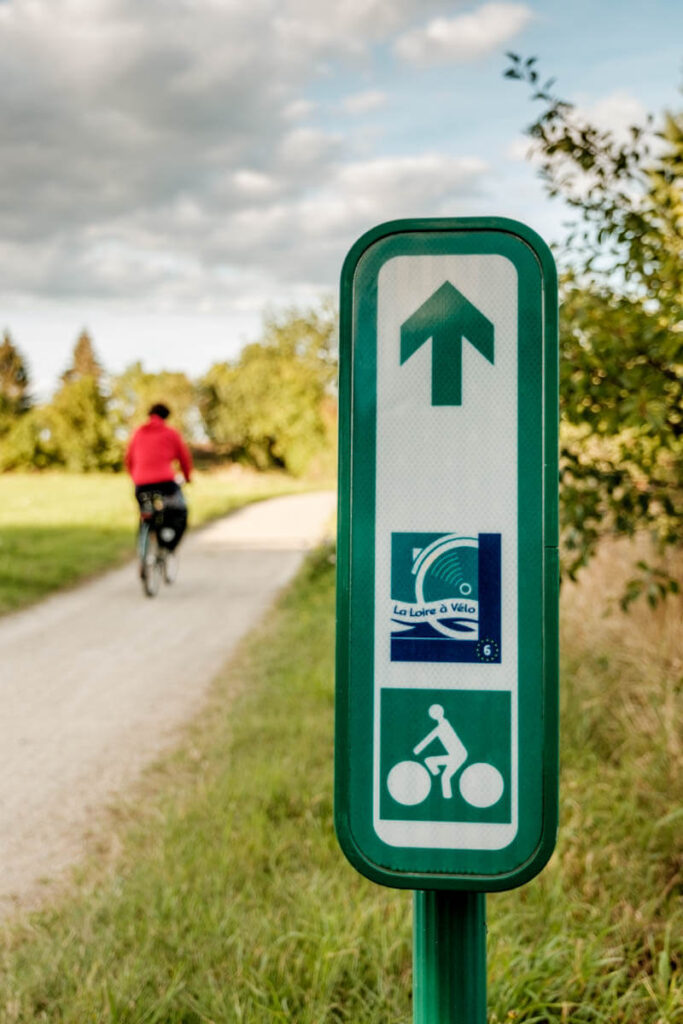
487, 538, 682, 1022
560, 536, 681, 774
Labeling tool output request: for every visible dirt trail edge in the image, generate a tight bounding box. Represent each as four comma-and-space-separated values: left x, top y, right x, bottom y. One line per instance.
0, 490, 336, 915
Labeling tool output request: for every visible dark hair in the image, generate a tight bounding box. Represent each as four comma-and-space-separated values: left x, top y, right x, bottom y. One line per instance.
149, 403, 170, 419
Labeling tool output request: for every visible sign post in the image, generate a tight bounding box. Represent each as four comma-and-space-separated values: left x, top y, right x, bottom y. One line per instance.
335, 218, 559, 1020
413, 890, 487, 1022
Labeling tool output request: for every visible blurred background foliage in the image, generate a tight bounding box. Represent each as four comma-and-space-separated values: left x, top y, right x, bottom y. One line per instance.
0, 303, 338, 479
507, 55, 681, 604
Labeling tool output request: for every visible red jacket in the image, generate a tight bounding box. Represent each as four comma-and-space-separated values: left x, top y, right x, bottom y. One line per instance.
125, 416, 193, 486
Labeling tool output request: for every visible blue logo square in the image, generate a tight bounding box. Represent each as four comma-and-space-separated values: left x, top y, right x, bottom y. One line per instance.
390, 532, 501, 663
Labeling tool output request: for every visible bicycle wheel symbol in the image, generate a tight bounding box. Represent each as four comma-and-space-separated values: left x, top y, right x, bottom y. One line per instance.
386, 759, 504, 809
386, 761, 432, 806
458, 762, 504, 808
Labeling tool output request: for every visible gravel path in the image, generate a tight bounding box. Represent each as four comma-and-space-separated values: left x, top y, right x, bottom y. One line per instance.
0, 490, 336, 915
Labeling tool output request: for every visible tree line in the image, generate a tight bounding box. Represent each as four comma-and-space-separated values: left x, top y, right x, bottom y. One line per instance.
0, 303, 338, 477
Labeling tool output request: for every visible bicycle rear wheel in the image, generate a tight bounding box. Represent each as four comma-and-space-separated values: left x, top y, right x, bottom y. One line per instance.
140, 523, 162, 597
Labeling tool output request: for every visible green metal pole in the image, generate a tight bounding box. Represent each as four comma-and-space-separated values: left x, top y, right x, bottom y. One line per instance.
413, 890, 487, 1023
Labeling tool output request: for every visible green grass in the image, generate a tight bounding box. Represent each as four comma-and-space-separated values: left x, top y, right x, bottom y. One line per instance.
0, 546, 680, 1022
0, 470, 309, 615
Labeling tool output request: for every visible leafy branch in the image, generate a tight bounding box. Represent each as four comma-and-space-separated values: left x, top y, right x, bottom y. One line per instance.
505, 55, 682, 606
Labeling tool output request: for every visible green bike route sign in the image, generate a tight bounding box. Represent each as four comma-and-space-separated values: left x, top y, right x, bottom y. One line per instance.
335, 218, 559, 891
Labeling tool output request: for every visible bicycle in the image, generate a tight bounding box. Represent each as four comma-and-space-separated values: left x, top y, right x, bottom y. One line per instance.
386, 705, 505, 810
137, 490, 180, 597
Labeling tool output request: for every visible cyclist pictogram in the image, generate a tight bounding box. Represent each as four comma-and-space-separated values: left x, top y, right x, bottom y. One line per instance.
386, 704, 504, 810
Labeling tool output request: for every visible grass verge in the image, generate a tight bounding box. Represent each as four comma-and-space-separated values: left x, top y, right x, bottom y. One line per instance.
0, 469, 312, 615
0, 543, 680, 1022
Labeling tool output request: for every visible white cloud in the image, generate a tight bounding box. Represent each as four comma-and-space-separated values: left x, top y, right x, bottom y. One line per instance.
274, 0, 449, 55
283, 98, 317, 121
341, 90, 388, 115
214, 153, 490, 283
505, 136, 537, 163
395, 3, 533, 66
277, 127, 342, 169
231, 170, 281, 199
0, 0, 516, 331
581, 91, 648, 140
0, 0, 458, 308
334, 153, 488, 209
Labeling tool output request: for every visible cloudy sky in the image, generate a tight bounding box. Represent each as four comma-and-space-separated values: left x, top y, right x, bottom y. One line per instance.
1, 0, 681, 395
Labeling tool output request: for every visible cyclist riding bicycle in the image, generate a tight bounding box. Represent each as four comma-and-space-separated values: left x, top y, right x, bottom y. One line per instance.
125, 402, 193, 555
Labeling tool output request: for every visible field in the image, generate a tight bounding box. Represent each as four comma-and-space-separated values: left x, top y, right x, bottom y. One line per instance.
0, 470, 309, 615
0, 535, 680, 1022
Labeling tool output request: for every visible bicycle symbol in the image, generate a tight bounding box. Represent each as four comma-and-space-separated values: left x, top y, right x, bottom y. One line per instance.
386, 703, 504, 809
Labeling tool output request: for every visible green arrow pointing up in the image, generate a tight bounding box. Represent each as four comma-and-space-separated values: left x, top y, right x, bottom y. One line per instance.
400, 281, 494, 406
